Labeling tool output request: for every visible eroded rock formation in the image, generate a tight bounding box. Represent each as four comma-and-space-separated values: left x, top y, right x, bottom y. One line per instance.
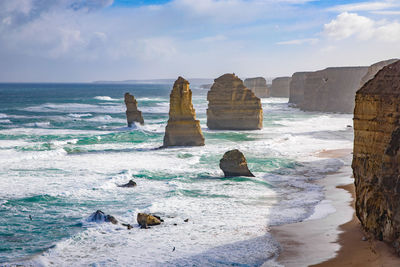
244, 77, 270, 98
88, 210, 118, 224
301, 67, 368, 113
288, 72, 310, 106
220, 149, 254, 177
163, 77, 205, 147
137, 213, 162, 228
360, 59, 398, 87
207, 74, 263, 130
124, 93, 144, 127
352, 60, 400, 252
270, 77, 291, 97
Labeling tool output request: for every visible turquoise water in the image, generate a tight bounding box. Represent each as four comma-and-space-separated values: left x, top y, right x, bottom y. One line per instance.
0, 83, 353, 266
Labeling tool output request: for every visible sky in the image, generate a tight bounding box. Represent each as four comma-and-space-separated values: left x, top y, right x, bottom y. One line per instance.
0, 0, 399, 82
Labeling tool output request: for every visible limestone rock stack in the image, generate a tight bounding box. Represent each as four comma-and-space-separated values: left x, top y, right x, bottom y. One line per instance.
207, 74, 263, 130
360, 59, 398, 87
163, 77, 205, 147
244, 77, 270, 98
352, 60, 400, 251
270, 77, 291, 97
301, 67, 368, 113
220, 149, 254, 177
288, 72, 310, 106
124, 93, 144, 127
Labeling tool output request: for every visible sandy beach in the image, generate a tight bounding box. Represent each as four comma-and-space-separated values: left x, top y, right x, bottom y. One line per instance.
270, 149, 400, 267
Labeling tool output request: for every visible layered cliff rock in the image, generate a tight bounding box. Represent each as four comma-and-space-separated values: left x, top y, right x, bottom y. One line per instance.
270, 77, 291, 97
124, 93, 144, 127
244, 77, 270, 98
360, 59, 398, 87
288, 72, 310, 106
301, 67, 368, 113
352, 60, 400, 251
163, 77, 205, 147
207, 74, 263, 130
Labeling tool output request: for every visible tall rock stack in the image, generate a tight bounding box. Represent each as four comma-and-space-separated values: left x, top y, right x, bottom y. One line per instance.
360, 58, 398, 87
163, 77, 205, 147
244, 77, 270, 98
124, 93, 144, 127
288, 72, 310, 106
207, 73, 263, 130
270, 77, 291, 97
301, 67, 368, 113
352, 60, 400, 251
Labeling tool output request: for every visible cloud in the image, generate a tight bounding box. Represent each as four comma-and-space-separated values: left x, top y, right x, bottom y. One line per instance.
328, 0, 400, 12
276, 38, 318, 45
323, 12, 400, 42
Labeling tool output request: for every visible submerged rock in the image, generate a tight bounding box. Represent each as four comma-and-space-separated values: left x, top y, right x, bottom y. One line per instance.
137, 213, 162, 228
244, 77, 269, 98
219, 149, 254, 177
207, 73, 263, 130
124, 93, 144, 127
352, 60, 400, 252
118, 180, 137, 188
163, 77, 205, 147
88, 210, 118, 224
270, 77, 291, 97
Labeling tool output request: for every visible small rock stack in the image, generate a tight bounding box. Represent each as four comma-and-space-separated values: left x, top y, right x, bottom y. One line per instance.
124, 93, 144, 127
163, 77, 205, 147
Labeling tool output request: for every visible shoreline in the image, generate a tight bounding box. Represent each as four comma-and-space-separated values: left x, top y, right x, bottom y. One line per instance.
269, 149, 400, 266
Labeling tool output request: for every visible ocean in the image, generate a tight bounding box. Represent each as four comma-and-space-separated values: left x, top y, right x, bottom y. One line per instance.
0, 83, 353, 266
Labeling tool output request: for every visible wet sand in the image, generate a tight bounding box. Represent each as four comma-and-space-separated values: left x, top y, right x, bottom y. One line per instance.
269, 149, 400, 266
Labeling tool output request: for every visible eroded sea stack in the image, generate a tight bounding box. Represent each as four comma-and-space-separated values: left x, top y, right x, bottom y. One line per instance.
207, 74, 263, 130
301, 67, 368, 113
163, 77, 205, 147
270, 77, 291, 97
220, 149, 254, 177
124, 93, 144, 127
353, 60, 400, 251
244, 77, 270, 98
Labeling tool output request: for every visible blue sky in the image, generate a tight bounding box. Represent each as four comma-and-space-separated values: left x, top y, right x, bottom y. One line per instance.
0, 0, 399, 82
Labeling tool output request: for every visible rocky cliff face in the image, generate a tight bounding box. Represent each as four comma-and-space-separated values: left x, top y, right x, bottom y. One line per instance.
288, 72, 310, 106
270, 77, 291, 97
163, 77, 205, 147
124, 93, 144, 127
244, 77, 269, 98
301, 67, 368, 113
352, 60, 400, 252
207, 73, 263, 130
360, 59, 398, 87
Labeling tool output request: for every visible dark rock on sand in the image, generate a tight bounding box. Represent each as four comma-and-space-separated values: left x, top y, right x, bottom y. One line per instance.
219, 149, 254, 177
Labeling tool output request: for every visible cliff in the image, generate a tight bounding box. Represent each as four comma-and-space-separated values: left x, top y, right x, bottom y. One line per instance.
360, 59, 399, 87
352, 60, 400, 252
300, 67, 368, 113
207, 73, 263, 130
163, 77, 205, 147
244, 77, 270, 98
288, 72, 310, 106
124, 93, 144, 127
270, 77, 291, 97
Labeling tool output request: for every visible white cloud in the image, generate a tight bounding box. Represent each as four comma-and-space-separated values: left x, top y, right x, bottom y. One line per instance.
276, 38, 318, 45
328, 0, 400, 12
323, 12, 400, 42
